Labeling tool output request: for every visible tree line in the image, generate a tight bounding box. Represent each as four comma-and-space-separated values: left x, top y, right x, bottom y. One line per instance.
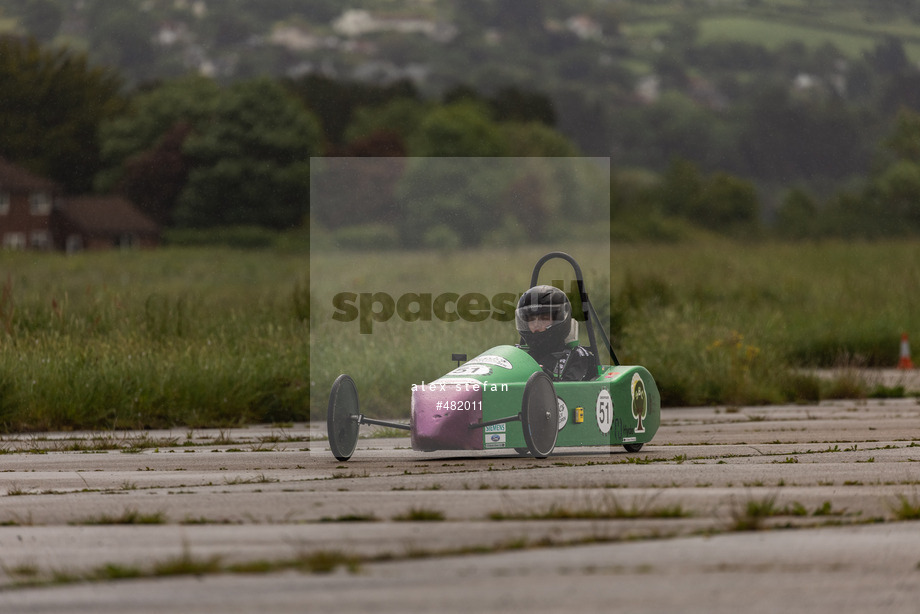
2, 34, 920, 246
612, 106, 920, 241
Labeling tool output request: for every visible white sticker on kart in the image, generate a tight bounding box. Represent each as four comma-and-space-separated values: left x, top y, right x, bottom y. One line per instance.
596, 389, 613, 434
557, 397, 568, 431
484, 432, 506, 448
447, 364, 492, 377
467, 355, 513, 370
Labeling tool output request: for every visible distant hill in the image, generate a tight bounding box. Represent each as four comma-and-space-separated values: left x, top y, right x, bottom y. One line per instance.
3, 1, 919, 90
4, 0, 920, 199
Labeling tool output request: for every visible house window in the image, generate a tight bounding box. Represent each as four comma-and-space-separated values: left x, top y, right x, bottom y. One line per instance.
117, 233, 137, 249
65, 234, 84, 253
30, 230, 50, 250
0, 192, 9, 215
29, 192, 52, 215
3, 232, 26, 250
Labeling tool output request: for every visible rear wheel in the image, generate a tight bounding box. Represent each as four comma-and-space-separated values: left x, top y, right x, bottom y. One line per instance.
623, 443, 644, 453
520, 371, 558, 459
327, 374, 360, 461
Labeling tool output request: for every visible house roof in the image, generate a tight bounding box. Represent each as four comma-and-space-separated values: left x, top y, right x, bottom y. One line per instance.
0, 157, 60, 192
56, 196, 160, 236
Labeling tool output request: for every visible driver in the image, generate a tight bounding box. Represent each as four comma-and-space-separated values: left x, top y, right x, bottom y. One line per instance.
515, 285, 595, 381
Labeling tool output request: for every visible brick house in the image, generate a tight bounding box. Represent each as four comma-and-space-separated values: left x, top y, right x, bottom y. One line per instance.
52, 196, 160, 252
0, 157, 159, 252
0, 156, 61, 250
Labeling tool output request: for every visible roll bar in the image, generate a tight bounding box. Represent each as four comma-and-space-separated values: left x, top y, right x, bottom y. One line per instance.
529, 251, 619, 367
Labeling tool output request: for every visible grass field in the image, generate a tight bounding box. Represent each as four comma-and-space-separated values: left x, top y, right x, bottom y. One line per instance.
309, 243, 611, 418
0, 248, 310, 432
610, 239, 920, 405
1, 239, 918, 432
312, 239, 919, 417
696, 17, 883, 57
623, 1, 920, 63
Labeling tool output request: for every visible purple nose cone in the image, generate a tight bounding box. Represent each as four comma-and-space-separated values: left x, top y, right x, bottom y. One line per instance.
411, 380, 484, 451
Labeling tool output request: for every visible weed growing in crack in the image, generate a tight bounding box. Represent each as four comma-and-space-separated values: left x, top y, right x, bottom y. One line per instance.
393, 507, 445, 521
889, 494, 920, 520
71, 508, 166, 525
730, 493, 778, 531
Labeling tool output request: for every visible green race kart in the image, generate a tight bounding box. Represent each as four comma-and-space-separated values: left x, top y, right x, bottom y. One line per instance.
327, 251, 660, 461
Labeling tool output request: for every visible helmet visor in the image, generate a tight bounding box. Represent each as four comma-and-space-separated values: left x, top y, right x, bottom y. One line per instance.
515, 295, 570, 336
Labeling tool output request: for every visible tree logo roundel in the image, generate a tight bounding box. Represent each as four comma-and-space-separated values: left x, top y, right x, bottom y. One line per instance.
631, 373, 648, 434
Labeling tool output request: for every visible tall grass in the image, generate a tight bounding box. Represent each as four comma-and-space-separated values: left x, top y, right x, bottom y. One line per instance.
309, 243, 611, 418
1, 239, 917, 431
0, 248, 309, 431
311, 239, 920, 416
613, 240, 920, 406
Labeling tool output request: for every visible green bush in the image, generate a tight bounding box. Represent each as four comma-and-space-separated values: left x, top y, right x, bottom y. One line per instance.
163, 226, 278, 249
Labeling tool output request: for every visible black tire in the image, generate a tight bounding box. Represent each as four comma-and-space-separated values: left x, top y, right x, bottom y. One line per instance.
327, 374, 360, 461
623, 443, 644, 453
520, 371, 558, 459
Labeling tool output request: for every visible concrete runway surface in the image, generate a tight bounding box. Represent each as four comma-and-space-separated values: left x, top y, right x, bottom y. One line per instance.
2, 393, 920, 613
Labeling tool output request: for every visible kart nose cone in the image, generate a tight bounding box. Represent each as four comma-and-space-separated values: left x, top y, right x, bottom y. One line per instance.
411, 380, 484, 451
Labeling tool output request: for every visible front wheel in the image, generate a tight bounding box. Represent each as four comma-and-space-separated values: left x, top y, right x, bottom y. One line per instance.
520, 371, 558, 459
327, 374, 360, 461
623, 443, 644, 453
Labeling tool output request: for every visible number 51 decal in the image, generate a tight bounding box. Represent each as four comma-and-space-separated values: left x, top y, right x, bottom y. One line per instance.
595, 389, 613, 434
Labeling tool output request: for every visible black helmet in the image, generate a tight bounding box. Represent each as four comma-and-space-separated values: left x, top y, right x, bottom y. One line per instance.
515, 285, 572, 357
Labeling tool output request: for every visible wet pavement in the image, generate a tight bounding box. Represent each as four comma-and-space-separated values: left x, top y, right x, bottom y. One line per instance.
2, 395, 920, 613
